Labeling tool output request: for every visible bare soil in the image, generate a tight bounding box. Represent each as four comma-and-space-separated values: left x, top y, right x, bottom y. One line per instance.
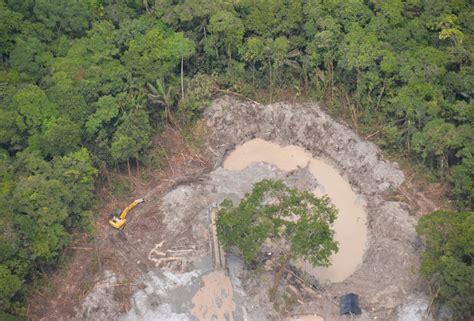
27, 127, 211, 321
28, 96, 446, 321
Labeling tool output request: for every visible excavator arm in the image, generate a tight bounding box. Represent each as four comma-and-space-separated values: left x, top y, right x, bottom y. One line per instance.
119, 198, 145, 220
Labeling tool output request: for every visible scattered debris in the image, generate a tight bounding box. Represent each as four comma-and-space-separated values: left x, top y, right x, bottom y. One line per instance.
148, 241, 195, 268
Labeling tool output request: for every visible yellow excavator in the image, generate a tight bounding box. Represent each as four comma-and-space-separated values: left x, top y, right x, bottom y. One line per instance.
109, 198, 145, 229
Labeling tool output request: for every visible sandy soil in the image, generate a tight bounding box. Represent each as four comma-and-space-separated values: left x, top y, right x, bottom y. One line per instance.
224, 138, 367, 283
191, 270, 235, 321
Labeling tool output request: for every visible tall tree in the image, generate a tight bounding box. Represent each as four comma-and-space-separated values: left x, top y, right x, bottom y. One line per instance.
33, 0, 92, 38
111, 109, 151, 178
0, 0, 23, 57
417, 210, 474, 319
122, 24, 195, 86
205, 10, 244, 64
412, 119, 461, 175
9, 36, 52, 81
11, 85, 58, 135
217, 179, 338, 295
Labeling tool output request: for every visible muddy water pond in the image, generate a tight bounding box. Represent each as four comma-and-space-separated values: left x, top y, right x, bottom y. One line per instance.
223, 139, 368, 283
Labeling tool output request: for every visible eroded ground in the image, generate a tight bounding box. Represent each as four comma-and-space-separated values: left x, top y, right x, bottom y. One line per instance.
30, 97, 444, 321
223, 138, 368, 283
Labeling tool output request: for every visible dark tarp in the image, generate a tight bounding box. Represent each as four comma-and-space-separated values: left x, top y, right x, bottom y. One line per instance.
340, 293, 361, 315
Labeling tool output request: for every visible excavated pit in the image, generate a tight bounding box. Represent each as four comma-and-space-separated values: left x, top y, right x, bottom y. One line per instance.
223, 138, 368, 283
77, 96, 428, 321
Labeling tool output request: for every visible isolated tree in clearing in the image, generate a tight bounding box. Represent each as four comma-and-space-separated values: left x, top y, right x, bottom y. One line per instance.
216, 179, 338, 295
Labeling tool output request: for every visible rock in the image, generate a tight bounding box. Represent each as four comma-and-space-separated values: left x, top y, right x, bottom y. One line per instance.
76, 271, 120, 321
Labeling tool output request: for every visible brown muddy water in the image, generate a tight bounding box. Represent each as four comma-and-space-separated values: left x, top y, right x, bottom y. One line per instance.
223, 139, 368, 283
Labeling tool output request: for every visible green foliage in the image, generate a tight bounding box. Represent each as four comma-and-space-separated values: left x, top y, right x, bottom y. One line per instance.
398, 47, 448, 83
338, 24, 382, 72
0, 108, 20, 146
205, 10, 244, 62
0, 265, 21, 304
111, 109, 152, 164
240, 0, 299, 38
50, 20, 128, 102
12, 175, 69, 261
12, 85, 57, 133
417, 210, 474, 318
122, 24, 195, 85
108, 175, 131, 197
10, 36, 52, 81
0, 148, 96, 315
178, 73, 217, 119
46, 83, 91, 125
33, 0, 92, 38
451, 156, 474, 209
0, 0, 473, 316
0, 0, 23, 56
412, 119, 461, 174
35, 117, 82, 157
85, 95, 119, 137
52, 148, 97, 228
216, 179, 338, 267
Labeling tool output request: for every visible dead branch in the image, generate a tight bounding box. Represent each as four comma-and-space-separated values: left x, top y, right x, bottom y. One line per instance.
213, 87, 260, 105
95, 283, 139, 289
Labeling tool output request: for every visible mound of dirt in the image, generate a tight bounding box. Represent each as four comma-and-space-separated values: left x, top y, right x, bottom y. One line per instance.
206, 97, 405, 194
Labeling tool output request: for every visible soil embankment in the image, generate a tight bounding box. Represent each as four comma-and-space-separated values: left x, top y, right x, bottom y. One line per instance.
205, 97, 423, 320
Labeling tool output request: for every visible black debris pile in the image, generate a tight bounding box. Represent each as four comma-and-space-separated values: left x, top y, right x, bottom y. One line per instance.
340, 293, 362, 315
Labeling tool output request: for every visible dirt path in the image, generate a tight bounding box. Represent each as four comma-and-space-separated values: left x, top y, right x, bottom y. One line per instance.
189, 207, 234, 321
209, 206, 225, 270
191, 270, 236, 321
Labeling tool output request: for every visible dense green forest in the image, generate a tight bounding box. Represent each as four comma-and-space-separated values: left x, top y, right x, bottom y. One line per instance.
0, 0, 473, 318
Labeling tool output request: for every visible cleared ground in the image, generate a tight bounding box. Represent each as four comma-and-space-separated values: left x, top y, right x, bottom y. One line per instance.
29, 97, 444, 321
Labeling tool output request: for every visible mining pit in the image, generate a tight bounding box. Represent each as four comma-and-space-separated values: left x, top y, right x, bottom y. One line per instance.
75, 96, 433, 321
